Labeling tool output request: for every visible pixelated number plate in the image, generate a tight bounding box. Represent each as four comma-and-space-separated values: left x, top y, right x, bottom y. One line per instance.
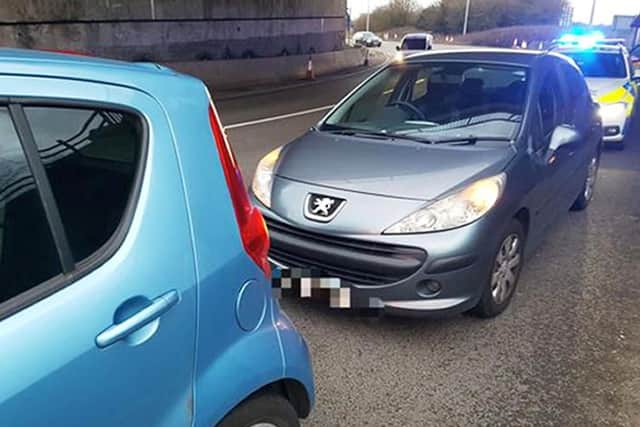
272, 267, 352, 309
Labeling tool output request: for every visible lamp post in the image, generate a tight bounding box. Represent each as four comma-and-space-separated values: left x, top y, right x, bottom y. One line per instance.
366, 0, 371, 32
463, 0, 471, 35
589, 0, 597, 26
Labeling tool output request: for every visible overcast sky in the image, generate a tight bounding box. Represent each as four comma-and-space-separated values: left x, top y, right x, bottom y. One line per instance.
347, 0, 640, 26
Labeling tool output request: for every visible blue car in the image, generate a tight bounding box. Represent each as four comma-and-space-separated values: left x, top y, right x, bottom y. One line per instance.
0, 49, 314, 427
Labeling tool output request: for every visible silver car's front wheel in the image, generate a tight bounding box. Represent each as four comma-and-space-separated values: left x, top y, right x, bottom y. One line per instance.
471, 219, 525, 318
572, 149, 600, 211
583, 155, 598, 202
491, 234, 521, 305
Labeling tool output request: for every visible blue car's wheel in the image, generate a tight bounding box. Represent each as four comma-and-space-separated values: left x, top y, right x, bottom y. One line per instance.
217, 393, 299, 427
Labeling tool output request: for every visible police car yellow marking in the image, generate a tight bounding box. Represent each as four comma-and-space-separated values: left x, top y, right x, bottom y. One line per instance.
598, 86, 636, 117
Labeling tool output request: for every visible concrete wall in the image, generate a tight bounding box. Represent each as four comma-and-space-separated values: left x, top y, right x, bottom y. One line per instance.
168, 46, 369, 91
0, 0, 347, 61
0, 0, 346, 21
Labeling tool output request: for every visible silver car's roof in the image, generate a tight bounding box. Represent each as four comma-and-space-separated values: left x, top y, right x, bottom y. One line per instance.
403, 48, 545, 66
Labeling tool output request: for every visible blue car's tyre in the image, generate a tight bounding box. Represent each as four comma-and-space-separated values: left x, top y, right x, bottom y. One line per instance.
217, 393, 300, 427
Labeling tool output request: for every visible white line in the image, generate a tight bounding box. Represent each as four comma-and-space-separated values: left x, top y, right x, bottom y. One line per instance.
225, 105, 335, 129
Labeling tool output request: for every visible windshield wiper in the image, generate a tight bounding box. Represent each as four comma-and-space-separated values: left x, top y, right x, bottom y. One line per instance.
431, 136, 513, 146
325, 128, 433, 144
326, 129, 390, 139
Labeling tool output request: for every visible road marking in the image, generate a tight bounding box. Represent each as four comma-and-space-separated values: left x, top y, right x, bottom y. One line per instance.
225, 105, 335, 129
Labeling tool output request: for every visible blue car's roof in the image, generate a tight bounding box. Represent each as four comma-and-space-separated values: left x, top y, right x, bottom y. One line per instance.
0, 48, 199, 94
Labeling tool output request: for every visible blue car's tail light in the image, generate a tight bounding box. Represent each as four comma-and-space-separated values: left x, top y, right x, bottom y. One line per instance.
208, 102, 271, 277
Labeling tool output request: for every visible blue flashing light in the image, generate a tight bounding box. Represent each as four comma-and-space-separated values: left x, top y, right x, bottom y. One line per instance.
559, 34, 579, 43
558, 30, 606, 49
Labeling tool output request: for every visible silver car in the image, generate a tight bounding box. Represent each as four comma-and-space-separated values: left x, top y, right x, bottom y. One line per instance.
252, 49, 603, 317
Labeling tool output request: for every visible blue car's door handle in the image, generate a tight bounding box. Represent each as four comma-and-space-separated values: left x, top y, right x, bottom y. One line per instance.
95, 290, 180, 349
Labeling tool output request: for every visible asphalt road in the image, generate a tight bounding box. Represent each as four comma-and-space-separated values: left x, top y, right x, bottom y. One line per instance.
215, 45, 640, 426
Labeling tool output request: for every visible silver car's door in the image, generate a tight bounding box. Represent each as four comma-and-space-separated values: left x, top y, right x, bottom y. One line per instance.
526, 67, 573, 242
557, 62, 601, 207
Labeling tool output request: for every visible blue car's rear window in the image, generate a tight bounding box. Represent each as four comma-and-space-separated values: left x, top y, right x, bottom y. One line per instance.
0, 107, 62, 304
24, 106, 143, 263
0, 104, 143, 312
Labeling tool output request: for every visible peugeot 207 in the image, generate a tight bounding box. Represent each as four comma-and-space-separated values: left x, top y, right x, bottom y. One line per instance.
252, 49, 603, 318
0, 49, 313, 427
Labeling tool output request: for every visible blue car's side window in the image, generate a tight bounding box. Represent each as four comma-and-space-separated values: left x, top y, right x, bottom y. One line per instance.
24, 107, 142, 263
0, 107, 63, 305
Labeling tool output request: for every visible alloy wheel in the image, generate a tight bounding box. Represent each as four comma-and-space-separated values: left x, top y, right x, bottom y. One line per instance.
584, 155, 599, 201
491, 234, 521, 305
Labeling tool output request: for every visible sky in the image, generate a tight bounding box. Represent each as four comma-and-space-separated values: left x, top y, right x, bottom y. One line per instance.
347, 0, 640, 26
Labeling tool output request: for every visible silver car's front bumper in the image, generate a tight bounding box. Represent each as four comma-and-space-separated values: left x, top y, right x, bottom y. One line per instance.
263, 210, 503, 316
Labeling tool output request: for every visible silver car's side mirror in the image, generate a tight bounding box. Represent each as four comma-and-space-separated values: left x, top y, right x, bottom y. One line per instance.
396, 45, 401, 51
549, 124, 580, 152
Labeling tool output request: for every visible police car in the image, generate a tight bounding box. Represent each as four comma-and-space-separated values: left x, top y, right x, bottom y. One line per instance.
552, 34, 640, 147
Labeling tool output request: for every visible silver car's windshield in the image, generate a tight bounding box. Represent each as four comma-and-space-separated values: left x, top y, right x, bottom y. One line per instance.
322, 61, 529, 143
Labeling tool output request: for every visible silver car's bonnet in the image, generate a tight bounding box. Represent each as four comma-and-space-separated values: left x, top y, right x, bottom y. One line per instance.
276, 131, 516, 201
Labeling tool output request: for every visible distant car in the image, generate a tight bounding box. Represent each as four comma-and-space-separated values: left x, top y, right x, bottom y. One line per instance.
252, 49, 602, 318
0, 49, 314, 427
397, 33, 434, 52
353, 31, 383, 47
552, 37, 639, 148
631, 45, 640, 73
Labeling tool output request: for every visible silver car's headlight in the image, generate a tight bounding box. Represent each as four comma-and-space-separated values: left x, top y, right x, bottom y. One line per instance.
599, 102, 627, 122
384, 173, 506, 234
251, 147, 282, 208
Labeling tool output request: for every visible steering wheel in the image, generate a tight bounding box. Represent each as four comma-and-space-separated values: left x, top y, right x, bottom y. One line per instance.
389, 101, 426, 120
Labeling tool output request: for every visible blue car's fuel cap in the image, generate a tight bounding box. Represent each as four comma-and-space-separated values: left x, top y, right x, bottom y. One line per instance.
235, 280, 268, 332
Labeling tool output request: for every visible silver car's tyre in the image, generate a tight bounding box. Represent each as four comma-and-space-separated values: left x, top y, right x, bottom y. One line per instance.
471, 219, 525, 318
217, 394, 300, 427
571, 148, 600, 211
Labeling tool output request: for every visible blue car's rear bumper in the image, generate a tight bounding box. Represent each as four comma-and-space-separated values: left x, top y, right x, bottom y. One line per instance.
272, 300, 315, 415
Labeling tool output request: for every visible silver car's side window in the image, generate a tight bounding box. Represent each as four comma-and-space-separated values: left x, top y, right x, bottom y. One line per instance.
561, 64, 590, 132
534, 69, 563, 151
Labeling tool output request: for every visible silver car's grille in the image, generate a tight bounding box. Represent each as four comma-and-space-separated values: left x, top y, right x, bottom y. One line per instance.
266, 218, 427, 286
